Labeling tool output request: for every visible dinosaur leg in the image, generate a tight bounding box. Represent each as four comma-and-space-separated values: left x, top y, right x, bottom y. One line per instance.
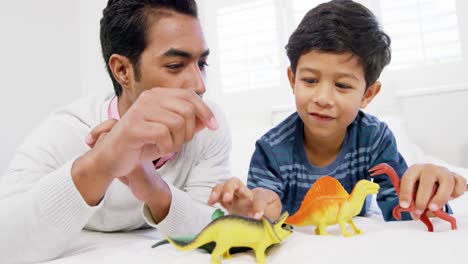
348, 219, 362, 235
432, 209, 457, 230
316, 224, 330, 236
393, 206, 402, 220
222, 249, 232, 259
211, 245, 229, 264
419, 210, 434, 232
338, 221, 353, 237
394, 204, 416, 220
253, 246, 267, 264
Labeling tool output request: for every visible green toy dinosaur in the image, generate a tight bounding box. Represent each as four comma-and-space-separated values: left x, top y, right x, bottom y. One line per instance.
153, 209, 292, 264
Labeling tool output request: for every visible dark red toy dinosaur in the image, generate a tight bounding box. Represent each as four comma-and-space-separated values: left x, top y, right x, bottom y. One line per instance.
369, 163, 468, 232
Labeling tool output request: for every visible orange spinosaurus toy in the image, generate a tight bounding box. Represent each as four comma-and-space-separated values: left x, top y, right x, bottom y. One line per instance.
285, 176, 379, 237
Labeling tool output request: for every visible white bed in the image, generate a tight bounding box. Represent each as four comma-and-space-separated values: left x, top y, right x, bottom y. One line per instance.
41, 207, 468, 264
40, 114, 468, 264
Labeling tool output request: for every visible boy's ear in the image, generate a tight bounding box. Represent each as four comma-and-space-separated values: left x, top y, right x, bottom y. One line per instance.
360, 81, 381, 108
287, 67, 296, 93
109, 54, 134, 91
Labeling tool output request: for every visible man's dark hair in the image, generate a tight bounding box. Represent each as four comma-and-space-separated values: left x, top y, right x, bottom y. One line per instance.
285, 0, 391, 87
100, 0, 198, 96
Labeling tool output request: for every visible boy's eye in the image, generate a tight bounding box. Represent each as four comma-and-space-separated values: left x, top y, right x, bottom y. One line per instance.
302, 78, 318, 84
336, 82, 352, 89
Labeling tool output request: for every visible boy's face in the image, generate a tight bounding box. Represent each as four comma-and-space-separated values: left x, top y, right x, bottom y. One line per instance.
287, 50, 380, 141
112, 12, 209, 105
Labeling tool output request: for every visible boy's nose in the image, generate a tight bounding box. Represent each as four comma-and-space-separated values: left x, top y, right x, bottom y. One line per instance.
313, 84, 334, 107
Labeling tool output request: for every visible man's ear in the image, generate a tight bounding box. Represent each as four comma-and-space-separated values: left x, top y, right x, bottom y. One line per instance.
360, 81, 381, 108
287, 67, 296, 94
108, 54, 134, 91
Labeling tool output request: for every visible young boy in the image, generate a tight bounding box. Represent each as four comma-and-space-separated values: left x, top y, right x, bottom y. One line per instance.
209, 0, 466, 222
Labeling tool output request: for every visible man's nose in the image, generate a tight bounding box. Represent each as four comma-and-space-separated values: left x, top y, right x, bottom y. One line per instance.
190, 66, 206, 96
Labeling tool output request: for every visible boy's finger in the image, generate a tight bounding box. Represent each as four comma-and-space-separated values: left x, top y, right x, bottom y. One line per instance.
208, 184, 225, 205
399, 165, 421, 208
451, 173, 467, 199
252, 194, 273, 219
233, 183, 254, 201
414, 170, 437, 212
221, 178, 245, 203
428, 171, 454, 211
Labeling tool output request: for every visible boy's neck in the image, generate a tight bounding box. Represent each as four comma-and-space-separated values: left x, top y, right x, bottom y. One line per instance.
303, 129, 346, 167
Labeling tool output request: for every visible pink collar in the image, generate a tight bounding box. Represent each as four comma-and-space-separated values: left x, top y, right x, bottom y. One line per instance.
107, 96, 176, 168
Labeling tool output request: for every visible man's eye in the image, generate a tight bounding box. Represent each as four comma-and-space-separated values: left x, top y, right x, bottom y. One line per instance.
166, 63, 184, 70
198, 61, 209, 70
336, 83, 351, 89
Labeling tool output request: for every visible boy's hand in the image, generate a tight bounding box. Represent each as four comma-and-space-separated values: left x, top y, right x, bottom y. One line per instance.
208, 178, 282, 221
399, 164, 467, 219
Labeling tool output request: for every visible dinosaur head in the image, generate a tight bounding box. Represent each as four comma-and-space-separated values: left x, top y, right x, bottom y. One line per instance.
273, 212, 293, 241
353, 179, 380, 196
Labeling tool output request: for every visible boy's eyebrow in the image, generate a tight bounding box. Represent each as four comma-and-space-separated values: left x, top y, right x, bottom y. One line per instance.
299, 67, 359, 81
162, 48, 210, 59
335, 72, 359, 81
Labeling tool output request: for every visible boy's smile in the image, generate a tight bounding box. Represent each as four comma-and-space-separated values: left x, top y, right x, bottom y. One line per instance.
287, 50, 381, 163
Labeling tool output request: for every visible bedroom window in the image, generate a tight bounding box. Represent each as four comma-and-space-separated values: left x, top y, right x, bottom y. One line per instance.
380, 0, 462, 69
204, 0, 465, 94
216, 0, 281, 93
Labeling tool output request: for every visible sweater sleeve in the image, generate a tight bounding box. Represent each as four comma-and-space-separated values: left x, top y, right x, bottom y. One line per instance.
0, 111, 99, 264
143, 101, 232, 236
246, 140, 285, 201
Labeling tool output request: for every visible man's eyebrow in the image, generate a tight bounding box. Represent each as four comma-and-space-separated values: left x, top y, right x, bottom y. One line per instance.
162, 48, 210, 59
201, 49, 210, 58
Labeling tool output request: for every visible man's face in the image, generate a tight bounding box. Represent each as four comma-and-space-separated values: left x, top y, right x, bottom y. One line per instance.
288, 50, 370, 141
126, 12, 209, 103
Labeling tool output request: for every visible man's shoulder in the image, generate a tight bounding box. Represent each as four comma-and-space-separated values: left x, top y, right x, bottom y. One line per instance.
49, 91, 114, 127
259, 112, 301, 147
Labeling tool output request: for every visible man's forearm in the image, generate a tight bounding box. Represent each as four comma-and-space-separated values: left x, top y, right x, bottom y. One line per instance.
146, 178, 172, 223
71, 150, 114, 206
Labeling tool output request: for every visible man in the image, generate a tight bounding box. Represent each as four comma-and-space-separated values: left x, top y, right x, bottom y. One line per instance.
0, 1, 231, 263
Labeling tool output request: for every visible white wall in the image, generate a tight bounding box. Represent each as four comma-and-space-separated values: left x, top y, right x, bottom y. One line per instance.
79, 0, 113, 96
0, 1, 81, 173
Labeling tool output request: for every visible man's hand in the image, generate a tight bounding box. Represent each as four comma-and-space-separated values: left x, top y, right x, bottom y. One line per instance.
81, 119, 171, 222
72, 88, 218, 207
399, 164, 467, 219
208, 178, 282, 221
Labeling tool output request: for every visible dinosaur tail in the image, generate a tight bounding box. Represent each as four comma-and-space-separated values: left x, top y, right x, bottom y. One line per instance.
285, 208, 307, 225
167, 230, 214, 251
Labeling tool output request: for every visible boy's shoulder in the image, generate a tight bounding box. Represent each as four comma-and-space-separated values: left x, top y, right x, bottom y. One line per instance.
258, 112, 301, 147
350, 110, 391, 140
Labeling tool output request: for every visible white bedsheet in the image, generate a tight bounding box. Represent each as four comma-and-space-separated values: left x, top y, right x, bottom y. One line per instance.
41, 202, 468, 264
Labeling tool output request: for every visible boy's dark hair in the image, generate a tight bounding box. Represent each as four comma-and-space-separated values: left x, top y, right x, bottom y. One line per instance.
100, 0, 198, 96
285, 0, 391, 87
